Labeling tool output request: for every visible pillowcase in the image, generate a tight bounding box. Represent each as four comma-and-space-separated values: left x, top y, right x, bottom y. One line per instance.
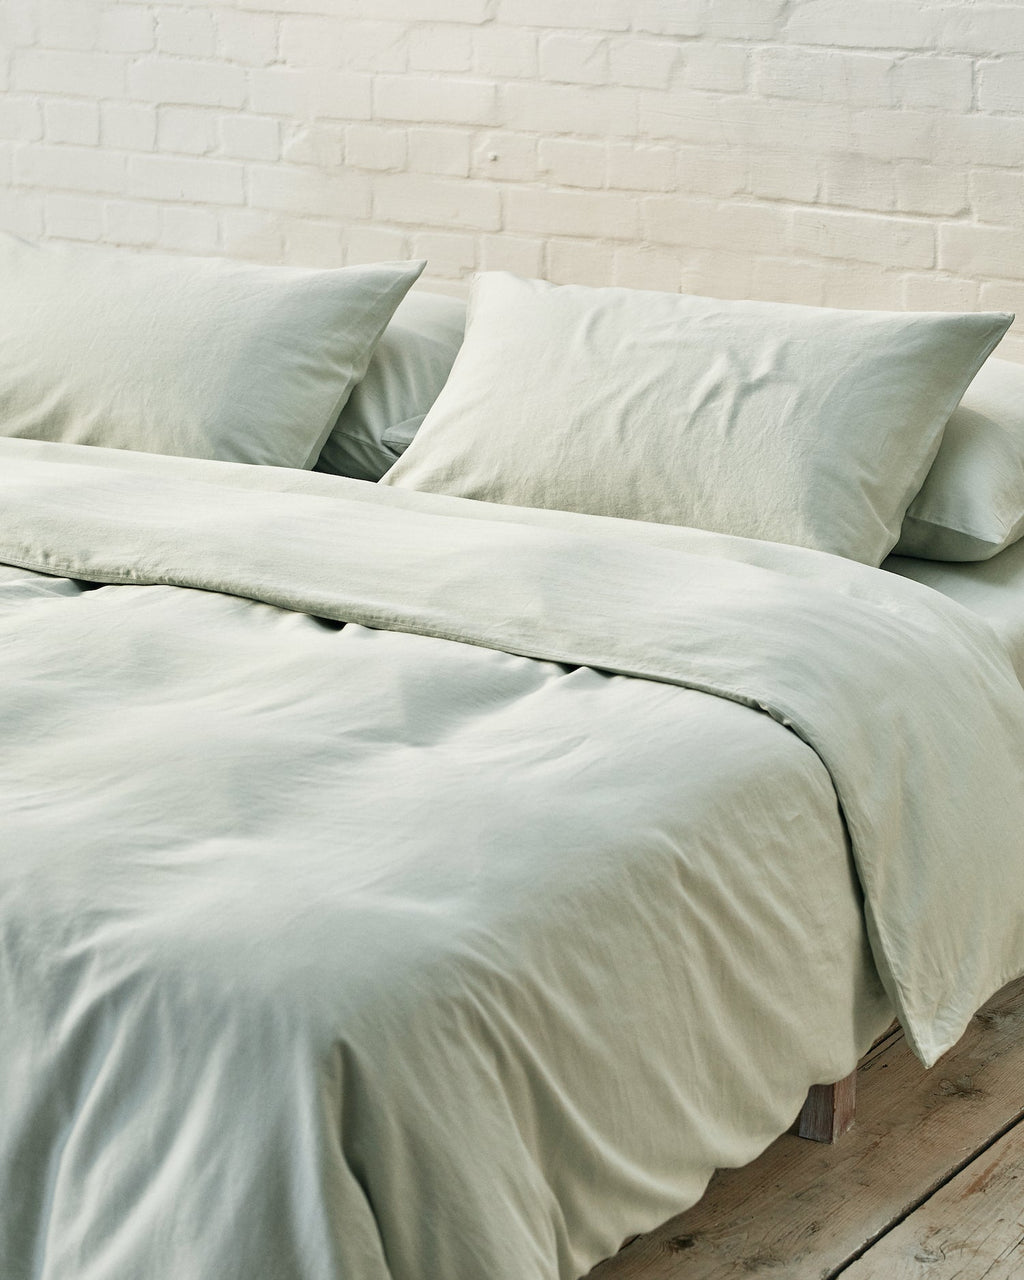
0, 232, 423, 468
316, 289, 466, 482
895, 356, 1024, 561
382, 273, 1011, 566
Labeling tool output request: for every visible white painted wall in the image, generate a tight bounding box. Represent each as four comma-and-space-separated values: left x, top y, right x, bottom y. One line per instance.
2, 0, 1023, 359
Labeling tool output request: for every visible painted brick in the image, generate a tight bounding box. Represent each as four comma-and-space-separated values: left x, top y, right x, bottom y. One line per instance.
631, 0, 706, 37
607, 142, 675, 192
345, 124, 406, 172
44, 99, 100, 146
539, 33, 609, 85
101, 103, 156, 152
471, 132, 537, 182
14, 49, 126, 98
479, 232, 543, 277
345, 225, 410, 265
6, 0, 1024, 366
502, 81, 638, 136
680, 249, 756, 300
612, 244, 683, 292
219, 114, 280, 162
374, 74, 498, 126
16, 143, 126, 194
747, 151, 820, 204
40, 0, 98, 50
249, 165, 372, 219
792, 208, 936, 270
706, 0, 788, 41
932, 114, 1024, 169
940, 224, 1024, 282
410, 230, 476, 277
643, 197, 789, 253
282, 123, 345, 168
978, 58, 1024, 115
158, 205, 221, 254
45, 193, 104, 241
156, 10, 216, 59
369, 0, 493, 23
821, 155, 896, 213
0, 190, 44, 240
277, 17, 338, 67
472, 26, 537, 79
757, 48, 894, 105
104, 199, 161, 245
373, 172, 502, 231
407, 128, 472, 177
497, 0, 629, 31
815, 261, 907, 310
941, 5, 1024, 56
784, 0, 934, 50
903, 273, 981, 312
221, 208, 284, 260
682, 43, 748, 92
673, 147, 748, 199
897, 163, 969, 218
547, 238, 615, 286
538, 138, 606, 189
505, 186, 640, 240
283, 217, 346, 267
408, 25, 474, 72
750, 256, 829, 306
970, 169, 1024, 225
98, 7, 154, 54
158, 106, 218, 156
128, 154, 246, 205
249, 68, 373, 121
0, 5, 38, 47
128, 58, 245, 108
896, 56, 973, 112
607, 37, 679, 90
216, 11, 278, 65
0, 98, 43, 143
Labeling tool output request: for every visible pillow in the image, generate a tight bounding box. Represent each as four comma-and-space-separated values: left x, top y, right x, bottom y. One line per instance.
316, 290, 466, 482
895, 356, 1024, 561
0, 232, 423, 468
382, 273, 1011, 566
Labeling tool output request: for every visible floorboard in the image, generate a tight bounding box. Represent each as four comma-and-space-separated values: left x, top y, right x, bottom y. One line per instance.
586, 975, 1024, 1280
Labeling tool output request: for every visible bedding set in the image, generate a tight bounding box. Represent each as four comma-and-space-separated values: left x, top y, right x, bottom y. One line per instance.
2, 232, 1024, 1280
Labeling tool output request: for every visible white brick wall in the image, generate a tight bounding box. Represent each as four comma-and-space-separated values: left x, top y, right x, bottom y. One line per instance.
2, 0, 1024, 359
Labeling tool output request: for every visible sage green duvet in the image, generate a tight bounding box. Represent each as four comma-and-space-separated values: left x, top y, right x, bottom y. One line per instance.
2, 438, 1023, 1280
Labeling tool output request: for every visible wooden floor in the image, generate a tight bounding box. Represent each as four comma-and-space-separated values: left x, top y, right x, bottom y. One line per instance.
588, 975, 1024, 1280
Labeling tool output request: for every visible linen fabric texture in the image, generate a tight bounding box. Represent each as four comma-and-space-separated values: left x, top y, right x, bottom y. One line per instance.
7, 438, 1024, 1278
316, 289, 466, 481
383, 272, 1011, 566
0, 232, 423, 468
896, 356, 1024, 561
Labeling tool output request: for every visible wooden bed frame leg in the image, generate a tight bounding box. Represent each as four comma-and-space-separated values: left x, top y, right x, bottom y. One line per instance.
795, 1070, 857, 1143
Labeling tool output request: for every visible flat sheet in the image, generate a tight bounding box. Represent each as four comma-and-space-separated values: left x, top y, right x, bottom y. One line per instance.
3, 439, 1024, 1280
886, 540, 1024, 683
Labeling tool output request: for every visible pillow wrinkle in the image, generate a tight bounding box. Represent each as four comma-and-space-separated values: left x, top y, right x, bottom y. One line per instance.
383, 273, 1011, 566
0, 233, 423, 470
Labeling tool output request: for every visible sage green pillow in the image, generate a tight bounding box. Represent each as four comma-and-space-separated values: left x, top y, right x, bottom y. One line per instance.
896, 357, 1024, 561
383, 273, 1011, 566
0, 233, 423, 468
316, 289, 466, 482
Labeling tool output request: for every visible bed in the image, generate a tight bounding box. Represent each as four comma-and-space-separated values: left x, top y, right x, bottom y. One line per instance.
2, 234, 1024, 1280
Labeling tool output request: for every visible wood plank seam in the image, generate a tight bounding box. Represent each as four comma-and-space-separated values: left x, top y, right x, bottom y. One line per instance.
824, 1111, 1024, 1278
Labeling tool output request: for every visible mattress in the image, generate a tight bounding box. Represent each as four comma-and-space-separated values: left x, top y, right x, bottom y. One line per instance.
885, 540, 1024, 683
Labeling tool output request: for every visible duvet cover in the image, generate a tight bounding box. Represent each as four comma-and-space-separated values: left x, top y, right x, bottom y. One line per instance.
2, 438, 1024, 1280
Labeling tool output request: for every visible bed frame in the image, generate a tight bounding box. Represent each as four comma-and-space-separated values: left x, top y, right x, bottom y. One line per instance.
795, 1073, 857, 1143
